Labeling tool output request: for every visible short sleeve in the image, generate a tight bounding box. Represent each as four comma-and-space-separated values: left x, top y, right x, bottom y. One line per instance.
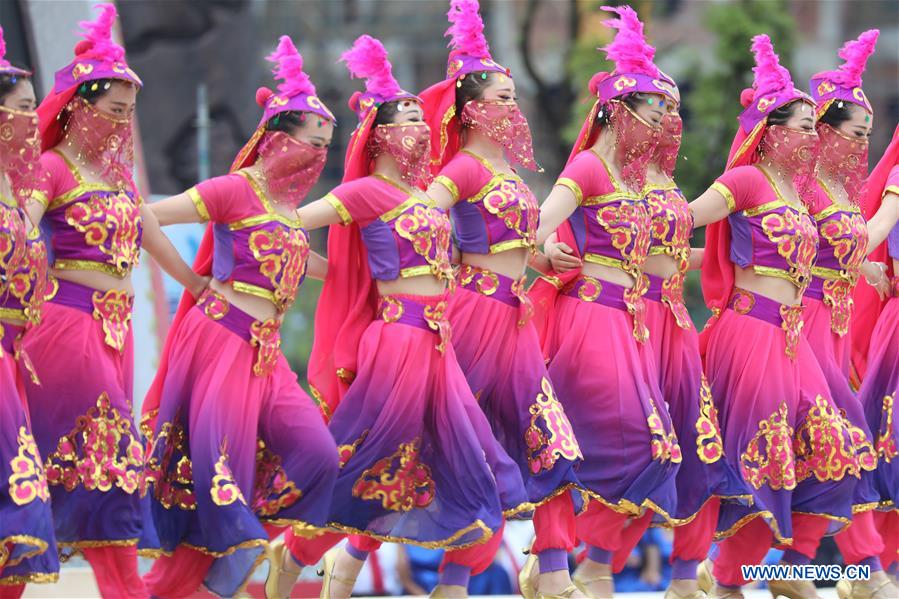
555, 151, 613, 204
712, 166, 760, 213
325, 179, 384, 228
884, 165, 899, 198
190, 174, 250, 223
33, 152, 75, 208
434, 153, 485, 203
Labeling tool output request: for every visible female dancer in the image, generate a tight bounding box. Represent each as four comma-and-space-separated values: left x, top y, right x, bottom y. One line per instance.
848, 124, 899, 593
0, 27, 59, 596
688, 35, 859, 599
802, 31, 899, 599
531, 7, 681, 597
136, 36, 340, 598
23, 5, 205, 596
419, 1, 582, 596
268, 35, 526, 599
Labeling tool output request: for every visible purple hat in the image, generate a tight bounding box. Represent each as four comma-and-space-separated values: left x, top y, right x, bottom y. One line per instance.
341, 35, 419, 124
52, 3, 142, 93
591, 5, 676, 104
256, 35, 335, 126
0, 26, 30, 78
444, 0, 509, 80
737, 34, 812, 134
809, 30, 878, 116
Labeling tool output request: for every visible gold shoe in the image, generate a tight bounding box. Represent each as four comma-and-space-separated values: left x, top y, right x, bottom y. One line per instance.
712, 584, 745, 599
767, 578, 820, 599
697, 560, 715, 595
318, 548, 357, 599
538, 584, 584, 599
572, 573, 611, 599
265, 539, 303, 599
519, 553, 538, 599
664, 586, 708, 599
839, 577, 899, 599
428, 584, 468, 598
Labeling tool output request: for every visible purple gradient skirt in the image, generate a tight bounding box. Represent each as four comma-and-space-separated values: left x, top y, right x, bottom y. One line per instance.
855, 291, 899, 512
704, 288, 860, 544
644, 274, 741, 522
0, 325, 58, 586
326, 293, 528, 549
545, 275, 679, 524
146, 290, 338, 597
21, 279, 146, 557
803, 285, 879, 510
447, 265, 582, 509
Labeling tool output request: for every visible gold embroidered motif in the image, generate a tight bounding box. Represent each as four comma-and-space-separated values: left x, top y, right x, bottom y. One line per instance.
740, 401, 797, 490
63, 190, 141, 275
647, 398, 682, 463
794, 395, 860, 483
249, 319, 281, 377
252, 439, 303, 517
338, 431, 370, 468
246, 225, 309, 313
91, 288, 133, 352
877, 394, 897, 462
211, 445, 246, 507
695, 375, 724, 464
524, 377, 582, 473
352, 439, 435, 512
44, 393, 144, 494
8, 427, 50, 506
145, 421, 196, 510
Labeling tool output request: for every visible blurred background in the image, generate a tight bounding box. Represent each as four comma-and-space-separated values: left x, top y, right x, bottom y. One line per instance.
4, 0, 897, 596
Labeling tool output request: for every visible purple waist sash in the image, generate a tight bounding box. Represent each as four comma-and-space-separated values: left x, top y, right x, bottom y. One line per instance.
457, 263, 533, 327
377, 293, 451, 354
49, 278, 133, 353
562, 274, 649, 343
196, 289, 281, 377
727, 287, 804, 359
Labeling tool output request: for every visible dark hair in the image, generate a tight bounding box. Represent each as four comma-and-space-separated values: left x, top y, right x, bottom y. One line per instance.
0, 72, 30, 105
766, 99, 808, 126
595, 92, 646, 126
455, 71, 497, 117
818, 100, 859, 129
374, 100, 404, 125
266, 110, 307, 134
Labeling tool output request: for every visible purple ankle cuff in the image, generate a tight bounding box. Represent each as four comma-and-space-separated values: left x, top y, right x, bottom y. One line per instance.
587, 546, 612, 564
538, 549, 569, 574
781, 550, 811, 566
860, 556, 883, 572
345, 543, 369, 562
671, 559, 700, 580
440, 562, 471, 588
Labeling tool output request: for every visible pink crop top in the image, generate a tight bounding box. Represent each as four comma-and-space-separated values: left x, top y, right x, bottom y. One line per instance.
645, 183, 692, 271
0, 193, 50, 324
711, 165, 818, 291
434, 150, 538, 255
886, 166, 899, 261
35, 150, 142, 278
555, 149, 651, 278
324, 174, 453, 282
189, 170, 309, 314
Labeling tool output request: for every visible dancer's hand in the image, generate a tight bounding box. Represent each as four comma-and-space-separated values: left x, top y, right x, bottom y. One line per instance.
862, 261, 889, 300
545, 241, 581, 272
188, 275, 212, 299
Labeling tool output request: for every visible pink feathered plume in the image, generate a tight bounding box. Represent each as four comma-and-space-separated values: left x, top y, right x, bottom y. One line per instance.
0, 26, 8, 67
75, 3, 126, 62
600, 5, 659, 77
267, 35, 316, 97
446, 0, 491, 58
749, 34, 793, 95
340, 34, 402, 99
827, 29, 879, 87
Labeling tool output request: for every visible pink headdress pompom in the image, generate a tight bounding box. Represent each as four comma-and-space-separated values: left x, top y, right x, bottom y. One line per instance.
740, 88, 755, 108
446, 0, 491, 60
749, 34, 793, 96
340, 35, 403, 100
588, 72, 611, 97
0, 26, 7, 67
828, 29, 879, 88
267, 35, 316, 98
600, 5, 659, 78
74, 3, 125, 63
